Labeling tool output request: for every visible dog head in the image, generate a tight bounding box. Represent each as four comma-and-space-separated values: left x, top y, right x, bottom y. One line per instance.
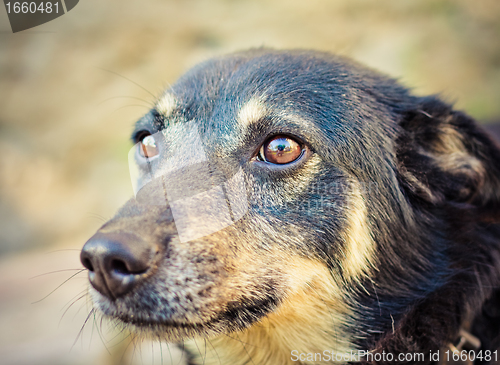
81, 49, 500, 363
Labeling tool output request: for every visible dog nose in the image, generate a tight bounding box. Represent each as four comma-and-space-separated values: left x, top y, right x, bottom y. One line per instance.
80, 232, 157, 299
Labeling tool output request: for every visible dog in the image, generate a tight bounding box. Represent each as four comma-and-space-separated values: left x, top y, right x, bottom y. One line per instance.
81, 49, 500, 365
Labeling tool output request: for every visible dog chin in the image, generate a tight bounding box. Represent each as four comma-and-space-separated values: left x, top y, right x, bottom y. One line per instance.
89, 287, 263, 341
114, 315, 222, 342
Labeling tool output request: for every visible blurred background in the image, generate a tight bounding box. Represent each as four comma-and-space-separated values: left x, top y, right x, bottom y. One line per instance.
0, 0, 499, 364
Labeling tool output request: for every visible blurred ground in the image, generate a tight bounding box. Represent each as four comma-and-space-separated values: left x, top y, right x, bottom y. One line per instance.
0, 0, 499, 364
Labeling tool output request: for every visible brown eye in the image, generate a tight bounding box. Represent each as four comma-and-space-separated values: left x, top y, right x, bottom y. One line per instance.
138, 134, 158, 158
259, 135, 303, 164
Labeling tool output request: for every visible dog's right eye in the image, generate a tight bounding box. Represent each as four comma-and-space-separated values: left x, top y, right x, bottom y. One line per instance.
258, 135, 304, 164
137, 133, 158, 159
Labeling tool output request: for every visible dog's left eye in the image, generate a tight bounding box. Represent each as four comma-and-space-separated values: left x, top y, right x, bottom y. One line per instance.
258, 135, 303, 164
137, 133, 158, 158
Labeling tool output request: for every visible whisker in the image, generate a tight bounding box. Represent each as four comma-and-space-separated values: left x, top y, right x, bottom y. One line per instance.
98, 95, 153, 107
192, 338, 206, 365
118, 334, 136, 365
159, 338, 165, 365
93, 311, 111, 355
178, 339, 186, 365
89, 309, 96, 350
71, 308, 95, 351
151, 341, 154, 365
61, 288, 88, 313
44, 249, 82, 254
223, 333, 261, 349
96, 67, 156, 99
59, 292, 88, 325
112, 104, 151, 113
86, 212, 110, 223
235, 333, 256, 365
109, 319, 125, 338
207, 338, 222, 365
30, 268, 85, 279
131, 335, 141, 365
72, 291, 93, 322
99, 315, 105, 338
203, 338, 208, 365
32, 269, 87, 304
107, 327, 131, 348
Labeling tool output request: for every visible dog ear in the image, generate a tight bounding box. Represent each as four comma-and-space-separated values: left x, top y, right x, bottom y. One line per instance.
396, 97, 500, 221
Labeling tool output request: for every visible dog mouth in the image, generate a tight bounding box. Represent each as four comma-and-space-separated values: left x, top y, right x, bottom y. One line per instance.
115, 312, 216, 331
93, 289, 280, 336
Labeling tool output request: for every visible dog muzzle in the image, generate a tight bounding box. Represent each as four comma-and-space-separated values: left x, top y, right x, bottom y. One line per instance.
128, 121, 248, 243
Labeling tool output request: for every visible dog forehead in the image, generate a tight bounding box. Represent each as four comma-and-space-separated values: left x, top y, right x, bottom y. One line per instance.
168, 51, 346, 103
155, 52, 343, 134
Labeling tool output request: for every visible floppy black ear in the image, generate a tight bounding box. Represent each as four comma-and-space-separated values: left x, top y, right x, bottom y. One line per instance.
396, 97, 500, 221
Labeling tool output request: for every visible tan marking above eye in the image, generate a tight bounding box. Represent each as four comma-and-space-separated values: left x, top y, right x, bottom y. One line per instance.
259, 135, 303, 164
139, 134, 158, 158
156, 93, 177, 117
238, 97, 267, 128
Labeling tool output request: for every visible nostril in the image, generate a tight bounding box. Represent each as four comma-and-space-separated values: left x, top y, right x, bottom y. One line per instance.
82, 257, 94, 272
110, 259, 130, 275
110, 258, 149, 275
